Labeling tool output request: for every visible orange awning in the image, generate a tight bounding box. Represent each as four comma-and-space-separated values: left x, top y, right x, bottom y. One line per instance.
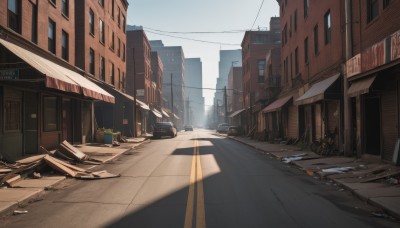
0, 38, 114, 103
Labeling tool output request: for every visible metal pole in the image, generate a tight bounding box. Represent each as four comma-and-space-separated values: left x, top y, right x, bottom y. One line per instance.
224, 86, 228, 123
133, 48, 137, 137
344, 0, 352, 156
171, 73, 174, 117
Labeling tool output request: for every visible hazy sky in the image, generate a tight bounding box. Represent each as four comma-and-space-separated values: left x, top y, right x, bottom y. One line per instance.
127, 0, 280, 108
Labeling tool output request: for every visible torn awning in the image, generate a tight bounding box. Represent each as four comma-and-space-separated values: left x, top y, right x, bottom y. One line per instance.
348, 76, 376, 97
228, 108, 245, 118
262, 96, 292, 113
0, 38, 114, 103
151, 108, 162, 118
136, 99, 150, 110
161, 109, 170, 118
295, 73, 340, 105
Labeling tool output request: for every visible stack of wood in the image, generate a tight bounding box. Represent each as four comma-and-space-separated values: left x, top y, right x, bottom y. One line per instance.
0, 141, 120, 187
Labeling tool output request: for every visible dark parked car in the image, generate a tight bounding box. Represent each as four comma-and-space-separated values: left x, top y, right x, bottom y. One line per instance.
184, 125, 194, 131
153, 122, 177, 138
217, 123, 230, 133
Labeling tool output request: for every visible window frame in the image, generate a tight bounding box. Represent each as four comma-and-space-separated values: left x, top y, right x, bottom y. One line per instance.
324, 10, 331, 45
100, 56, 105, 81
304, 37, 309, 64
303, 0, 309, 18
314, 24, 319, 54
99, 19, 105, 44
89, 9, 95, 35
110, 61, 115, 85
89, 48, 95, 75
367, 0, 379, 22
61, 0, 69, 17
294, 47, 299, 75
61, 30, 69, 61
257, 59, 266, 83
48, 18, 56, 54
43, 96, 59, 132
8, 0, 21, 33
31, 2, 38, 44
4, 98, 21, 133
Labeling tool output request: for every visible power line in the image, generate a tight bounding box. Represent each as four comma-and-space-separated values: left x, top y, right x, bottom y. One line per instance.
144, 26, 246, 34
251, 0, 265, 30
145, 30, 241, 46
163, 83, 242, 92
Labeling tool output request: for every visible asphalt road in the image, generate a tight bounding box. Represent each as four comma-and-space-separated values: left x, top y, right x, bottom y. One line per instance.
1, 130, 399, 228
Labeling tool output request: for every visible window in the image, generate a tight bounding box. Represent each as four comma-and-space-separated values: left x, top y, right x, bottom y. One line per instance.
121, 72, 126, 90
117, 6, 121, 28
99, 0, 104, 7
304, 0, 309, 18
99, 19, 105, 44
122, 15, 126, 33
62, 30, 69, 61
89, 9, 94, 35
257, 60, 265, 83
110, 62, 115, 85
314, 24, 319, 54
324, 11, 331, 44
110, 31, 115, 50
117, 68, 121, 89
294, 10, 298, 32
304, 37, 309, 63
285, 56, 289, 83
384, 0, 394, 8
367, 0, 379, 22
295, 47, 299, 75
49, 0, 56, 5
62, 0, 69, 17
111, 0, 115, 18
8, 0, 20, 33
89, 48, 95, 75
122, 43, 125, 61
290, 53, 293, 78
100, 56, 105, 81
117, 38, 121, 57
48, 19, 56, 54
289, 15, 292, 37
43, 96, 58, 132
4, 99, 21, 132
283, 24, 288, 45
31, 2, 38, 43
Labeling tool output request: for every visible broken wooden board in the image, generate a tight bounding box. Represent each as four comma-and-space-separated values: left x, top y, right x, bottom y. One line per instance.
43, 155, 77, 177
5, 174, 21, 187
47, 156, 86, 173
360, 169, 400, 183
16, 155, 46, 164
0, 161, 42, 185
59, 140, 88, 161
77, 170, 120, 180
0, 169, 12, 174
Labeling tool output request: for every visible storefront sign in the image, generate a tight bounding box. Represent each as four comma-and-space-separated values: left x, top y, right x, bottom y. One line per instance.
361, 40, 386, 72
346, 54, 361, 78
391, 30, 400, 61
0, 69, 19, 80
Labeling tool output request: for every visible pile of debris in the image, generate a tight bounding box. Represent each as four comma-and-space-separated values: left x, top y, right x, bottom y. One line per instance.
0, 140, 120, 187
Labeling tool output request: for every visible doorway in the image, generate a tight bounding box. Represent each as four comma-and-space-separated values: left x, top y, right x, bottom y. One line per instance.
364, 96, 381, 155
24, 92, 38, 154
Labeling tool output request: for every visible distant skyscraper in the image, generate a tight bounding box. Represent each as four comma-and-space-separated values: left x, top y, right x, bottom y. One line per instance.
150, 40, 185, 129
184, 58, 205, 127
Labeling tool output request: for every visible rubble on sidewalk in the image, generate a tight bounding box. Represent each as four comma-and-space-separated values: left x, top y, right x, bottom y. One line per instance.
0, 141, 121, 187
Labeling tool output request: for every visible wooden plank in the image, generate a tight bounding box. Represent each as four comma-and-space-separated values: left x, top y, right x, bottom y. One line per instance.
0, 169, 12, 173
49, 156, 86, 172
59, 140, 87, 161
16, 155, 46, 164
5, 174, 21, 187
361, 169, 400, 183
43, 155, 77, 177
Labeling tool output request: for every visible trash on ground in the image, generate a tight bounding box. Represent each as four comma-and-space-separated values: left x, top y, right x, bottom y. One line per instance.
13, 210, 28, 215
371, 212, 389, 218
321, 167, 355, 174
282, 153, 307, 163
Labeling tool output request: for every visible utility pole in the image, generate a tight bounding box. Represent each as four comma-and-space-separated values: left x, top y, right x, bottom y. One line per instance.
344, 0, 352, 156
186, 99, 190, 125
132, 48, 137, 137
224, 86, 228, 123
170, 73, 174, 118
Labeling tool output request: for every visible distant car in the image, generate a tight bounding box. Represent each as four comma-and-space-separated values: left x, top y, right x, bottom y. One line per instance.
217, 123, 230, 133
184, 125, 194, 131
227, 126, 241, 136
153, 122, 177, 138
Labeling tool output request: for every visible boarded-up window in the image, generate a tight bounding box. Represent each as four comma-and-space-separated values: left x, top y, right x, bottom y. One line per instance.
4, 99, 21, 132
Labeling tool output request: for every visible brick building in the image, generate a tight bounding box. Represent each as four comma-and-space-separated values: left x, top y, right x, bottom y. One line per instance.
241, 17, 281, 134
151, 51, 166, 120
74, 0, 131, 137
275, 0, 345, 148
0, 0, 114, 160
227, 66, 244, 126
346, 0, 400, 162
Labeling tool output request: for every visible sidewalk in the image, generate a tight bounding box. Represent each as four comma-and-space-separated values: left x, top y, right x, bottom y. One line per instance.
0, 137, 148, 216
228, 135, 400, 219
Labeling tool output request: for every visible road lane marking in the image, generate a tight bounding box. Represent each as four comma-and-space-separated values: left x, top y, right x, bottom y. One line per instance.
195, 139, 206, 228
184, 137, 206, 228
184, 141, 196, 228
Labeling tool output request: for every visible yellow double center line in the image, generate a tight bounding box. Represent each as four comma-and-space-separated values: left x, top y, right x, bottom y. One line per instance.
184, 138, 206, 228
